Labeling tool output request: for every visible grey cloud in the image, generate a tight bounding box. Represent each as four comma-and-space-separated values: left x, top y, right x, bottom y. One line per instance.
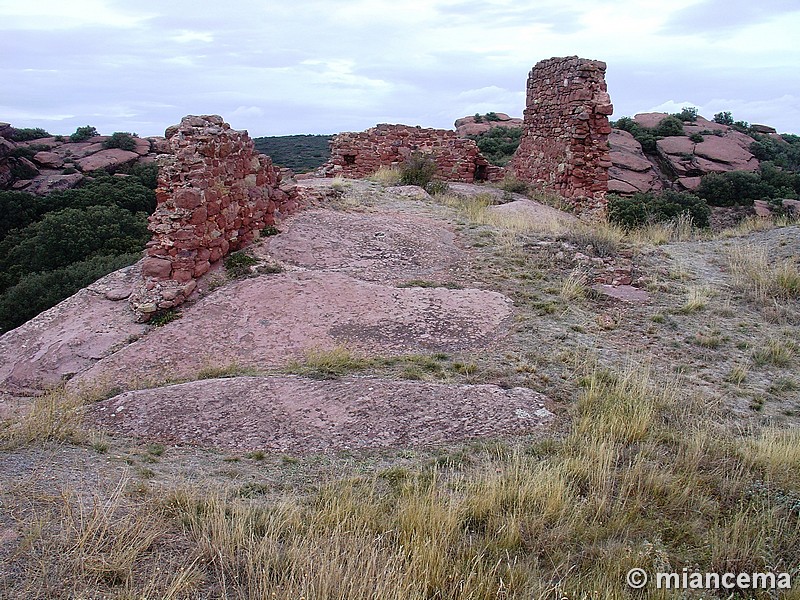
660, 0, 800, 35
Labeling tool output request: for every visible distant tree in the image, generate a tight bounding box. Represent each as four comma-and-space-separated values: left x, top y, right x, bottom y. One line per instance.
673, 106, 698, 122
69, 125, 99, 142
0, 253, 140, 333
654, 116, 685, 137
713, 111, 734, 126
0, 205, 148, 289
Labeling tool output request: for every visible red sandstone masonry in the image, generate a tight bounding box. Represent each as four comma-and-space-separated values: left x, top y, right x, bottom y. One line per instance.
323, 124, 503, 183
129, 115, 299, 320
510, 56, 613, 214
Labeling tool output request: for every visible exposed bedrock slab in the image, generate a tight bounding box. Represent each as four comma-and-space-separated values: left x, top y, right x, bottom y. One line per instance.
73, 271, 513, 389
91, 376, 554, 453
265, 209, 467, 283
0, 266, 146, 395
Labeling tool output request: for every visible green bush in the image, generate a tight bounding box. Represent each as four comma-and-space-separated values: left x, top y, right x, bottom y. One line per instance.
224, 252, 259, 279
673, 106, 698, 122
713, 111, 734, 126
696, 171, 772, 206
689, 133, 704, 143
9, 127, 50, 141
608, 190, 711, 229
0, 253, 140, 333
654, 116, 685, 138
10, 147, 39, 160
468, 126, 523, 166
399, 152, 438, 187
69, 125, 99, 142
103, 132, 138, 151
0, 205, 149, 286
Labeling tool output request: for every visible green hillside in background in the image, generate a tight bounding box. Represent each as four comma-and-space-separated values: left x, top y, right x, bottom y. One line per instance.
252, 134, 333, 173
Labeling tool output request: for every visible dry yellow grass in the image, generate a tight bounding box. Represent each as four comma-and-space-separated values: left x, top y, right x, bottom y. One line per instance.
4, 359, 800, 598
727, 243, 800, 302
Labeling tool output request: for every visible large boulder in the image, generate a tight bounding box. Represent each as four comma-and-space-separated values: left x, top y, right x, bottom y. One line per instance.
608, 130, 662, 193
76, 148, 140, 172
454, 113, 523, 138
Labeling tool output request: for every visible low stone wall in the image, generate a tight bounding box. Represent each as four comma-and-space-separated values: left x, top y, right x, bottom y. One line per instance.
129, 115, 298, 320
323, 124, 503, 183
510, 56, 613, 214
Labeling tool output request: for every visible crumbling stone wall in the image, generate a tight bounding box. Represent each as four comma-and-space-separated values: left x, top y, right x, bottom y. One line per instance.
510, 56, 613, 214
129, 115, 298, 320
323, 124, 503, 183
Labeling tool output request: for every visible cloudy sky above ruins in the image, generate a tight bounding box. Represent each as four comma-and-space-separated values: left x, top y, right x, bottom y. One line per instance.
2, 0, 799, 137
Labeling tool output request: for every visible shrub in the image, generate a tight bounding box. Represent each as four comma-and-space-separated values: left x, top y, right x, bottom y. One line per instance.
673, 106, 698, 122
498, 174, 529, 194
608, 190, 711, 229
484, 112, 501, 121
714, 111, 734, 126
654, 116, 685, 137
399, 152, 438, 187
696, 171, 772, 206
425, 180, 449, 196
468, 126, 523, 166
224, 252, 259, 279
69, 125, 99, 142
689, 133, 704, 143
10, 147, 38, 160
103, 132, 138, 152
9, 127, 50, 141
0, 253, 140, 333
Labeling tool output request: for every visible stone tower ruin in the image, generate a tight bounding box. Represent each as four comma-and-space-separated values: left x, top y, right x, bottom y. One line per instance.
510, 56, 613, 214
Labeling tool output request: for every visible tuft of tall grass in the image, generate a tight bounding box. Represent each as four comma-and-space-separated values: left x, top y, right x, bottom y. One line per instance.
727, 243, 800, 303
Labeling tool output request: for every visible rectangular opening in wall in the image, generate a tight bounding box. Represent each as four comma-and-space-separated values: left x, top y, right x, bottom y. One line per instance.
343, 154, 356, 165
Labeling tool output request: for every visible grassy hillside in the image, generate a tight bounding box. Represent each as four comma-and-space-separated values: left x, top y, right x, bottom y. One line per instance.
252, 134, 333, 173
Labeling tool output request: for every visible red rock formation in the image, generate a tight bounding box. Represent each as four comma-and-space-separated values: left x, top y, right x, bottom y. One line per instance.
510, 56, 613, 214
454, 113, 524, 137
323, 124, 504, 183
129, 115, 299, 320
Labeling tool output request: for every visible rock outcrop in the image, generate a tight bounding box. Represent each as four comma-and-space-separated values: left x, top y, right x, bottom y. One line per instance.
129, 115, 299, 320
0, 126, 162, 195
454, 113, 523, 137
321, 124, 504, 183
510, 56, 613, 215
608, 114, 763, 193
608, 130, 663, 194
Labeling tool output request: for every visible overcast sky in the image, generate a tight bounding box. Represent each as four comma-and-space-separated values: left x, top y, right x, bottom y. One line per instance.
2, 0, 799, 138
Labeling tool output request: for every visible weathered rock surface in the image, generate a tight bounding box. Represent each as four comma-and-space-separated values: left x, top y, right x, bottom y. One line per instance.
454, 113, 524, 137
510, 56, 613, 214
76, 270, 513, 389
91, 376, 553, 453
0, 266, 147, 395
0, 128, 163, 195
608, 130, 662, 193
75, 148, 140, 172
610, 113, 764, 194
